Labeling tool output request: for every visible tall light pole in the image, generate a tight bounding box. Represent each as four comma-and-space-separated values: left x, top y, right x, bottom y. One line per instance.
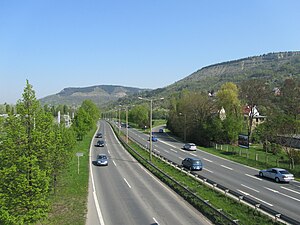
138, 97, 164, 161
179, 112, 187, 142
126, 106, 129, 143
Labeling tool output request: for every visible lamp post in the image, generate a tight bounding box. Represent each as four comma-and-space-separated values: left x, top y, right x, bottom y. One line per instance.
126, 106, 129, 143
179, 112, 187, 142
138, 97, 164, 161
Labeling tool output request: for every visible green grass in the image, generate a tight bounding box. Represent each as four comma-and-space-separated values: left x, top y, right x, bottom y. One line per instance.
39, 128, 96, 225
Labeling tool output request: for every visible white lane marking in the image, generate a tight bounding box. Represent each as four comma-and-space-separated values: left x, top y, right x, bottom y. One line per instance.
179, 157, 184, 160
90, 129, 105, 225
165, 150, 170, 153
264, 187, 300, 202
220, 165, 233, 170
190, 153, 197, 157
203, 158, 213, 163
245, 173, 262, 181
237, 189, 273, 206
241, 184, 259, 193
108, 150, 110, 154
170, 148, 177, 153
153, 217, 159, 225
159, 139, 177, 148
124, 178, 132, 189
112, 160, 117, 167
281, 186, 300, 195
203, 168, 214, 173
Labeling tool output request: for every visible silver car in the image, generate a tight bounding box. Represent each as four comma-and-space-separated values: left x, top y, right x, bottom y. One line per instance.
183, 143, 197, 151
259, 168, 294, 183
96, 154, 108, 166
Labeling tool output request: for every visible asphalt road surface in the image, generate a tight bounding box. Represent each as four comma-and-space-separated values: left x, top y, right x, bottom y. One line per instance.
125, 123, 300, 222
86, 121, 212, 225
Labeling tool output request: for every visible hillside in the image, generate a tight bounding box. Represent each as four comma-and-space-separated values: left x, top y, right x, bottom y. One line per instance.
39, 85, 150, 106
153, 51, 300, 97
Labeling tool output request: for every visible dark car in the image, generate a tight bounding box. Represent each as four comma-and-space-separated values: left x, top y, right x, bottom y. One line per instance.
96, 154, 108, 166
148, 136, 158, 142
96, 140, 105, 147
182, 157, 203, 171
95, 132, 102, 138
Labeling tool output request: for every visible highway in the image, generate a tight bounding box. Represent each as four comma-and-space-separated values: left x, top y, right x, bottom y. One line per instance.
86, 120, 212, 225
124, 124, 300, 222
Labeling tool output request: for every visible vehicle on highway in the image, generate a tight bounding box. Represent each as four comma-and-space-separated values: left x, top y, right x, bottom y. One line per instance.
159, 128, 164, 133
96, 140, 105, 147
183, 143, 197, 151
95, 132, 103, 138
259, 168, 294, 183
96, 154, 108, 166
149, 136, 158, 142
182, 157, 203, 171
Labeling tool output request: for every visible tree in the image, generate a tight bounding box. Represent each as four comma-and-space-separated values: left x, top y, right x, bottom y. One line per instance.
128, 105, 149, 128
239, 79, 270, 141
72, 107, 92, 140
0, 80, 51, 224
216, 82, 243, 144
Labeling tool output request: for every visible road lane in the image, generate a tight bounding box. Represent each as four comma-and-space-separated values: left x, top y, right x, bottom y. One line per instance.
87, 121, 212, 225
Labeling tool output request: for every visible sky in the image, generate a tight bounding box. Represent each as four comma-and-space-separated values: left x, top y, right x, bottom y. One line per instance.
0, 0, 300, 104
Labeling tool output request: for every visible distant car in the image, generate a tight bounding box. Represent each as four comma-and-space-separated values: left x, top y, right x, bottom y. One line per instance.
96, 140, 105, 147
95, 132, 102, 138
96, 154, 108, 166
159, 128, 164, 133
149, 136, 158, 142
182, 157, 203, 171
259, 168, 294, 183
183, 143, 197, 151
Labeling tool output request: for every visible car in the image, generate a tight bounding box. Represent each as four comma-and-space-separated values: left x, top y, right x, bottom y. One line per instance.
183, 143, 197, 151
259, 168, 294, 183
182, 157, 203, 171
96, 154, 108, 166
149, 136, 158, 142
95, 132, 102, 138
159, 128, 164, 133
96, 140, 105, 147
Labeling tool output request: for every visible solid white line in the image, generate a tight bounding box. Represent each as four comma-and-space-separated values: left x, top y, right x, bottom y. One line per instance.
245, 173, 262, 181
281, 186, 300, 195
220, 165, 233, 170
202, 158, 213, 163
264, 187, 300, 202
203, 168, 214, 173
237, 189, 273, 206
153, 217, 159, 225
241, 184, 259, 193
112, 160, 117, 167
123, 178, 132, 189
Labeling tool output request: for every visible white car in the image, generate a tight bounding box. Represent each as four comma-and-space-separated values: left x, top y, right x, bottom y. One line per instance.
183, 143, 197, 151
259, 168, 294, 183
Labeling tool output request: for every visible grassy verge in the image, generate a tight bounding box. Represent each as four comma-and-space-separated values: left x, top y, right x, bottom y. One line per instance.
39, 128, 95, 225
115, 128, 281, 225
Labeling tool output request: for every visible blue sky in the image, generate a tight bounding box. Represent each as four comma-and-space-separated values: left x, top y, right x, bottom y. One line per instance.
0, 0, 299, 103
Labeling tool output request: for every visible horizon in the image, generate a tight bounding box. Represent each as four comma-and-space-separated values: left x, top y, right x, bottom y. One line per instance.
1, 1, 300, 103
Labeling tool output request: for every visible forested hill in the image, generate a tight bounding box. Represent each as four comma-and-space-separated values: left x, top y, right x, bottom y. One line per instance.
159, 51, 300, 95
39, 85, 149, 106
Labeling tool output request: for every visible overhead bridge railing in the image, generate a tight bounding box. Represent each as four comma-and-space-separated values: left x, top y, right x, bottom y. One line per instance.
109, 122, 299, 225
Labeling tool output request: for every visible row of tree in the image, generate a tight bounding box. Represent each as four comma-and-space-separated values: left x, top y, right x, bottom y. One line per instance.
167, 78, 300, 164
0, 81, 99, 224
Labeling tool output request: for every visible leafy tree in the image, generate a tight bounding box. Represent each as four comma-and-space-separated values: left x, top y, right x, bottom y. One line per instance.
128, 105, 149, 128
216, 82, 243, 144
81, 99, 100, 122
0, 80, 51, 224
72, 107, 92, 140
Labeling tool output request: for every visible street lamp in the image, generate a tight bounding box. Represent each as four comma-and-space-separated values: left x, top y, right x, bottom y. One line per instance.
138, 97, 164, 161
179, 112, 187, 142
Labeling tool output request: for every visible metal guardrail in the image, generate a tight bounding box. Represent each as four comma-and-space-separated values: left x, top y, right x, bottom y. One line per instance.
109, 122, 299, 225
